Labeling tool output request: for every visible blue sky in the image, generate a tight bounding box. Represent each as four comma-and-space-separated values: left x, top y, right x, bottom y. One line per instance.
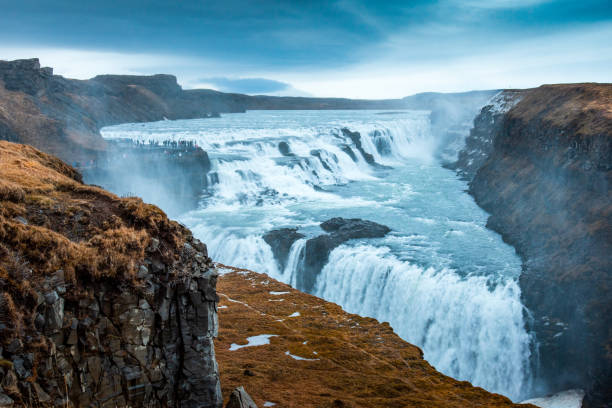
0, 0, 610, 98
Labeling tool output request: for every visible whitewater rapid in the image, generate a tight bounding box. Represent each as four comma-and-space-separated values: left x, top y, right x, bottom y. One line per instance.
102, 110, 534, 400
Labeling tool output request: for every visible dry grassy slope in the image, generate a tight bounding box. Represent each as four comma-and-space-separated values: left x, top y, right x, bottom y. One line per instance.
507, 83, 612, 135
0, 140, 189, 285
215, 265, 535, 408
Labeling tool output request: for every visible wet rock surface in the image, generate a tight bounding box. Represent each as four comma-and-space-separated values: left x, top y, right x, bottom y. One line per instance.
263, 228, 305, 272
340, 128, 376, 165
453, 84, 612, 406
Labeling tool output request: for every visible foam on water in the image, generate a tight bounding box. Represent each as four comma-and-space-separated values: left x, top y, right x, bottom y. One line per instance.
314, 244, 532, 400
102, 110, 534, 401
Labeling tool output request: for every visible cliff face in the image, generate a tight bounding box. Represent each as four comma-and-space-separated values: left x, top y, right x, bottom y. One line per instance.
0, 141, 222, 407
0, 59, 246, 162
454, 84, 611, 406
214, 265, 536, 408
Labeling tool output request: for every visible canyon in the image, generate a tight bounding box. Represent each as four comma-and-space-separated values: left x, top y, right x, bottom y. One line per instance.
0, 58, 610, 407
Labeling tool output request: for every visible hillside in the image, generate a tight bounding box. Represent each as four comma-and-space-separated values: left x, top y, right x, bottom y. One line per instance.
214, 265, 534, 408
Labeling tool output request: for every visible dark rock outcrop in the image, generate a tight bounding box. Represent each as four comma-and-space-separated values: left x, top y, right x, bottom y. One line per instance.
82, 140, 212, 217
449, 90, 524, 180
304, 218, 390, 292
263, 228, 305, 272
225, 387, 258, 408
453, 84, 612, 406
0, 141, 222, 407
340, 128, 376, 165
264, 218, 390, 292
277, 141, 294, 157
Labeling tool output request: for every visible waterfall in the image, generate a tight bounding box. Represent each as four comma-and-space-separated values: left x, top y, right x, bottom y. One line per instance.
313, 245, 532, 401
283, 238, 306, 287
103, 110, 534, 401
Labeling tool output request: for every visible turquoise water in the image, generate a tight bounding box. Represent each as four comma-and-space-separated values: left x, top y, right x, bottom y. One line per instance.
102, 110, 532, 400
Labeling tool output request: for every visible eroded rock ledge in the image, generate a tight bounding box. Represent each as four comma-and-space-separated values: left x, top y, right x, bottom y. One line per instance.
0, 141, 222, 407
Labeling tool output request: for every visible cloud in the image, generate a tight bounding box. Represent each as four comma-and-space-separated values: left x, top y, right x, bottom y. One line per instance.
196, 77, 291, 94
458, 0, 553, 9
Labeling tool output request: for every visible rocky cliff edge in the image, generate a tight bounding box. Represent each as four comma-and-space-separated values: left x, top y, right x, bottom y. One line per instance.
0, 140, 222, 407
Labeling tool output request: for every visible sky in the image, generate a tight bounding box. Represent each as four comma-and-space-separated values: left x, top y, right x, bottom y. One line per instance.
0, 0, 610, 98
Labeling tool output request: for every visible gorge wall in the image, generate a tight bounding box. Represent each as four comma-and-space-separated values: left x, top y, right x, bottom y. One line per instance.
0, 141, 222, 407
453, 84, 611, 407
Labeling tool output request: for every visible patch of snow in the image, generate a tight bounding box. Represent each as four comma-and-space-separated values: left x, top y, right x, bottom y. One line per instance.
270, 291, 290, 295
485, 90, 523, 115
521, 389, 585, 408
218, 305, 228, 309
263, 402, 276, 407
268, 299, 285, 302
224, 296, 249, 307
216, 267, 235, 275
229, 334, 278, 351
285, 351, 319, 361
288, 312, 300, 317
302, 341, 308, 345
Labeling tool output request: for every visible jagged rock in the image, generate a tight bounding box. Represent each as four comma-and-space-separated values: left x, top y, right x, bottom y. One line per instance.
263, 228, 305, 272
340, 128, 375, 165
225, 386, 258, 408
278, 141, 294, 156
138, 264, 149, 278
265, 218, 390, 292
452, 84, 612, 406
0, 58, 52, 95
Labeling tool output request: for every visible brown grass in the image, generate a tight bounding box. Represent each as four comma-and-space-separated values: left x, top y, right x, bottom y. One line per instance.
215, 265, 537, 408
0, 140, 189, 348
509, 83, 612, 136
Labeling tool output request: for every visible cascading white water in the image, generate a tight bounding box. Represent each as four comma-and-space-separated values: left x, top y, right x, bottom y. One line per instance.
283, 238, 306, 287
314, 245, 532, 400
101, 110, 534, 401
